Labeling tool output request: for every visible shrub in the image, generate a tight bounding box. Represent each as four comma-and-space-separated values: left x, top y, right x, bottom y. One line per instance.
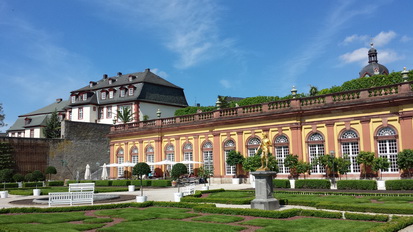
95, 180, 112, 186
273, 179, 291, 188
385, 180, 413, 190
131, 180, 152, 186
151, 180, 171, 187
344, 212, 388, 222
369, 216, 413, 232
295, 179, 330, 189
24, 173, 35, 182
171, 163, 188, 179
0, 169, 13, 182
1, 183, 18, 188
337, 180, 377, 190
111, 180, 130, 186
32, 170, 45, 181
48, 181, 64, 186
12, 173, 24, 182
23, 182, 41, 188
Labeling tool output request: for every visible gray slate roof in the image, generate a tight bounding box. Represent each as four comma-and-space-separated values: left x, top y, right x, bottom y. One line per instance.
69, 69, 188, 107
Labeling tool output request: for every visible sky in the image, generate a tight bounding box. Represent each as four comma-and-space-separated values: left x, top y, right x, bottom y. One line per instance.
1, 0, 413, 132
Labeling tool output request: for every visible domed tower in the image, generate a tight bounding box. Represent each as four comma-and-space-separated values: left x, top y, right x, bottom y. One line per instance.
359, 43, 389, 78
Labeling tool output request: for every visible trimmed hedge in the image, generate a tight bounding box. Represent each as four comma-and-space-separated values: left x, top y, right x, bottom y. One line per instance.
131, 180, 152, 186
0, 183, 18, 188
273, 179, 290, 188
151, 180, 172, 187
95, 180, 112, 186
385, 180, 413, 190
47, 181, 64, 186
337, 180, 377, 190
345, 212, 388, 222
23, 182, 43, 188
369, 216, 413, 232
295, 179, 330, 189
111, 180, 130, 186
315, 202, 413, 214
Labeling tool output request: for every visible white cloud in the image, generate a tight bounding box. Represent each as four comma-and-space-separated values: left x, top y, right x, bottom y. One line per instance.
220, 79, 231, 89
373, 31, 396, 47
340, 48, 369, 64
342, 34, 369, 45
151, 68, 169, 79
401, 35, 412, 42
377, 49, 402, 64
94, 0, 235, 69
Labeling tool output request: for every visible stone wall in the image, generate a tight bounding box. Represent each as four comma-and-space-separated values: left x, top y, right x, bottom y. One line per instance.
1, 120, 111, 180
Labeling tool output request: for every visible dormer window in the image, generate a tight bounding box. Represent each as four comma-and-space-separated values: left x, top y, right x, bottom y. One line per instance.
25, 117, 32, 125
101, 91, 107, 100
129, 87, 134, 96
120, 89, 126, 97
128, 75, 135, 82
83, 93, 87, 101
109, 90, 114, 99
71, 95, 76, 103
89, 81, 96, 88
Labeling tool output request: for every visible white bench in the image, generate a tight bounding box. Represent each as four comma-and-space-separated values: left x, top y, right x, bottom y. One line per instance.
48, 183, 95, 206
182, 185, 195, 196
69, 183, 95, 192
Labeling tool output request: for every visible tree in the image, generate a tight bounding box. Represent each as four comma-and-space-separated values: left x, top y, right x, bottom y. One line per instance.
242, 151, 279, 173
296, 161, 311, 179
0, 169, 13, 182
32, 170, 45, 181
226, 150, 245, 176
0, 143, 14, 170
24, 173, 35, 182
318, 154, 338, 179
116, 107, 134, 124
171, 163, 188, 192
12, 173, 24, 182
397, 149, 413, 178
0, 103, 5, 128
132, 162, 151, 196
309, 86, 319, 96
217, 95, 230, 109
45, 166, 57, 180
372, 157, 390, 180
356, 151, 375, 179
336, 156, 351, 180
284, 154, 299, 178
43, 109, 61, 138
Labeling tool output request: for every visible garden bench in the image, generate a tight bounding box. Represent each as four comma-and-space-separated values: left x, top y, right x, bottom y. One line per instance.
48, 183, 95, 206
181, 184, 195, 196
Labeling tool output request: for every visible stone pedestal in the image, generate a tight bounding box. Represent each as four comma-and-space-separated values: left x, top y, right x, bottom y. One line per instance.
251, 171, 280, 210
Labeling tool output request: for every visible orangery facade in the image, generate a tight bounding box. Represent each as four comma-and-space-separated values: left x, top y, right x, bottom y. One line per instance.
108, 81, 413, 182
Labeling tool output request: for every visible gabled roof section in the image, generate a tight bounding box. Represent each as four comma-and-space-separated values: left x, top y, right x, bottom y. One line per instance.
7, 115, 48, 131
22, 100, 69, 116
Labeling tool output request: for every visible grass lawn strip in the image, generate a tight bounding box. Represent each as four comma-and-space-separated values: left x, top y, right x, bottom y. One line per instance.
93, 207, 199, 221
191, 214, 245, 223
2, 222, 105, 232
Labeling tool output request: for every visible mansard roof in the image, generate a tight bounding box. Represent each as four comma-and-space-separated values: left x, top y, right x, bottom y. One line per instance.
69, 68, 188, 107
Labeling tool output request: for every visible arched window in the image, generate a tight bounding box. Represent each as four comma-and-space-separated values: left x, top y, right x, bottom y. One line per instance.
224, 139, 236, 175
274, 135, 289, 174
308, 132, 325, 174
146, 145, 154, 172
165, 144, 175, 171
131, 146, 138, 164
117, 148, 124, 177
377, 127, 398, 172
202, 141, 213, 173
183, 142, 193, 173
247, 137, 261, 157
340, 130, 360, 173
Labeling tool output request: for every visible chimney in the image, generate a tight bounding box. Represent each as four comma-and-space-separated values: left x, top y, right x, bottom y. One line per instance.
103, 74, 108, 79
117, 72, 122, 77
145, 68, 150, 72
56, 98, 62, 103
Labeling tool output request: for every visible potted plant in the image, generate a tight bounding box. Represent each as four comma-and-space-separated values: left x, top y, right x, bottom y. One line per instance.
226, 150, 244, 184
132, 162, 151, 202
45, 166, 57, 181
171, 163, 188, 202
198, 165, 213, 190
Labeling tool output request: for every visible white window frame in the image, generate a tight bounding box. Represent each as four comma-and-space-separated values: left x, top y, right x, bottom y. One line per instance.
71, 95, 76, 103
117, 156, 124, 177
83, 93, 87, 101
377, 127, 398, 173
109, 91, 114, 99
225, 150, 236, 175
101, 91, 107, 100
120, 89, 125, 97
78, 107, 83, 120
129, 88, 134, 96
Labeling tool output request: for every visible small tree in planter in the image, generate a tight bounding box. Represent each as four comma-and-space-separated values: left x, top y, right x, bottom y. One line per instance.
132, 162, 151, 197
296, 161, 311, 179
356, 151, 375, 179
171, 163, 188, 192
284, 154, 299, 179
226, 150, 245, 179
12, 173, 24, 182
318, 155, 338, 179
45, 166, 57, 181
337, 155, 351, 180
373, 157, 390, 180
397, 149, 413, 178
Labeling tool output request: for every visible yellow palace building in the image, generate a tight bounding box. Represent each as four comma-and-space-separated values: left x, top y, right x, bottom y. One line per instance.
108, 77, 413, 182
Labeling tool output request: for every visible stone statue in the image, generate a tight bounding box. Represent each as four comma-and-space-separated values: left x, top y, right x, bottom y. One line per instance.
257, 133, 271, 171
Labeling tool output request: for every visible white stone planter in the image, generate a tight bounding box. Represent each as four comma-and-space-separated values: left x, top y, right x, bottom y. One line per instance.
136, 195, 147, 202
289, 179, 295, 189
377, 180, 386, 190
17, 182, 23, 188
0, 191, 8, 198
128, 185, 135, 192
249, 174, 256, 188
33, 189, 41, 196
232, 178, 240, 184
201, 186, 209, 190
174, 192, 183, 202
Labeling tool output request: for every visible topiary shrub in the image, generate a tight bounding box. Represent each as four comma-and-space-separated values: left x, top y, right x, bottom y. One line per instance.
273, 179, 291, 188
24, 173, 35, 182
0, 169, 14, 182
132, 162, 151, 196
45, 166, 57, 180
171, 163, 188, 180
32, 170, 45, 181
295, 179, 331, 189
337, 180, 377, 190
12, 173, 24, 182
